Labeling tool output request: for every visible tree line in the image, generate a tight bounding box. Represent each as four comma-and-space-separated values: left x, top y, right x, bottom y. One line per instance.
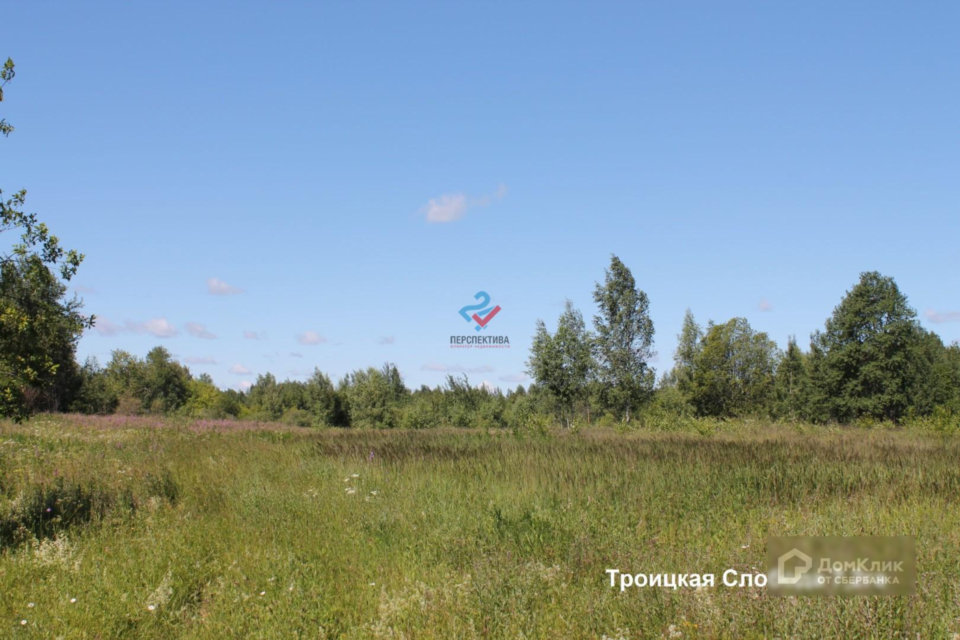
529, 260, 960, 428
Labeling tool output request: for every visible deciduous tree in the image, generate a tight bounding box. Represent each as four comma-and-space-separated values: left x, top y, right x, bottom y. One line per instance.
591, 255, 656, 422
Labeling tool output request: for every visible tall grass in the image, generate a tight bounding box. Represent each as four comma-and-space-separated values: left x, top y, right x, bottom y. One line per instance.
1, 415, 958, 637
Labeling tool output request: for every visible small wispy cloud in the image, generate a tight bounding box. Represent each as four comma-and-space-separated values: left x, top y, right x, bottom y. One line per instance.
289, 352, 303, 358
925, 309, 960, 324
297, 331, 327, 345
183, 356, 219, 365
421, 363, 494, 374
237, 381, 252, 392
478, 380, 498, 392
185, 322, 217, 340
207, 277, 244, 296
74, 285, 97, 294
423, 193, 468, 223
498, 373, 528, 383
243, 330, 266, 340
378, 336, 396, 345
94, 317, 178, 338
758, 297, 773, 312
128, 318, 179, 339
421, 184, 507, 224
229, 364, 252, 375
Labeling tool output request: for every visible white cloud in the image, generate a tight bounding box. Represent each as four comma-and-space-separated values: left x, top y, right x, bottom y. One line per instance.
421, 184, 507, 224
925, 309, 960, 324
421, 363, 494, 374
289, 352, 303, 358
229, 364, 252, 375
185, 322, 217, 340
498, 373, 528, 383
237, 381, 252, 392
758, 297, 773, 312
243, 330, 266, 340
297, 331, 327, 345
379, 336, 396, 345
478, 380, 498, 392
423, 193, 468, 223
74, 285, 97, 294
94, 316, 178, 338
94, 317, 124, 337
207, 277, 244, 295
183, 356, 219, 365
128, 318, 179, 338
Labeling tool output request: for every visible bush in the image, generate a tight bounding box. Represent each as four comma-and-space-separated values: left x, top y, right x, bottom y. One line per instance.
281, 407, 316, 428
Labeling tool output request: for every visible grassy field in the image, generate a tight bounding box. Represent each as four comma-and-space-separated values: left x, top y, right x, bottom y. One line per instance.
1, 415, 959, 638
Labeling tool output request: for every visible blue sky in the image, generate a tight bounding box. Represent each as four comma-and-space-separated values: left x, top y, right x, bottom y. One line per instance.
3, 2, 958, 391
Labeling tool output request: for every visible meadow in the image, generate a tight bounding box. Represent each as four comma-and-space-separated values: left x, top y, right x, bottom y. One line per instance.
1, 415, 959, 638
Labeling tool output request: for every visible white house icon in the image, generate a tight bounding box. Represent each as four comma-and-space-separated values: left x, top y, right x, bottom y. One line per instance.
778, 548, 813, 585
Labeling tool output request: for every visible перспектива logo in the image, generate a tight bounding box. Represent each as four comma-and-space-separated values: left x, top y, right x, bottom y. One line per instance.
451, 291, 510, 348
458, 291, 501, 332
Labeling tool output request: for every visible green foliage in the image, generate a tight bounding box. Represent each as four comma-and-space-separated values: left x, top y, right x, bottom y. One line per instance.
280, 407, 315, 428
70, 358, 116, 414
681, 317, 779, 418
303, 368, 343, 426
808, 271, 936, 423
0, 255, 88, 419
907, 405, 960, 435
591, 255, 656, 422
665, 308, 702, 390
71, 348, 192, 416
338, 364, 408, 429
637, 386, 695, 431
526, 300, 594, 427
181, 377, 242, 419
773, 336, 811, 420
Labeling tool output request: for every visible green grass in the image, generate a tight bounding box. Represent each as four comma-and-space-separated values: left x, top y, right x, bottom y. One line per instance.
1, 415, 959, 638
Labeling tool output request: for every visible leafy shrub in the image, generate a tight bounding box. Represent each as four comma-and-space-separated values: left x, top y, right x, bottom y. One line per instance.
281, 407, 316, 428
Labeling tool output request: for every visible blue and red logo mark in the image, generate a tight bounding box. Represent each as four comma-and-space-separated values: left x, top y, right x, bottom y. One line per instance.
459, 291, 501, 332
